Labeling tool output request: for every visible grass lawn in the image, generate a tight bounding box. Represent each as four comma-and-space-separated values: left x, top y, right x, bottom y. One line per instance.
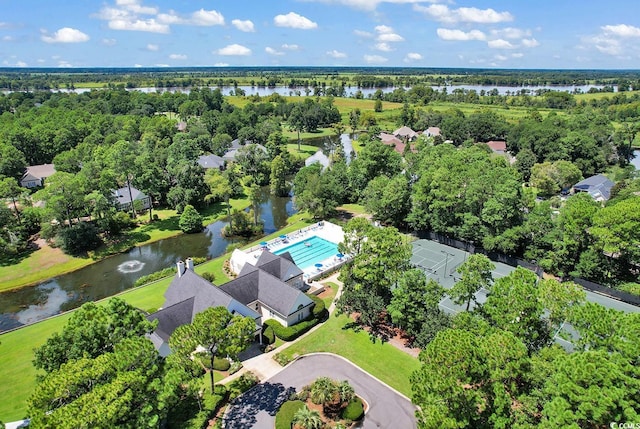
0, 244, 93, 293
277, 313, 421, 398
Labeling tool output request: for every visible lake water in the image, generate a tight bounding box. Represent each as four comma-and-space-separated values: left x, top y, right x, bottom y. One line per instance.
305, 133, 354, 168
0, 187, 295, 332
4, 83, 614, 97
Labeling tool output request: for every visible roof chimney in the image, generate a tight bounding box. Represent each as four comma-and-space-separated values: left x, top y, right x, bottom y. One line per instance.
177, 260, 185, 277
186, 257, 194, 271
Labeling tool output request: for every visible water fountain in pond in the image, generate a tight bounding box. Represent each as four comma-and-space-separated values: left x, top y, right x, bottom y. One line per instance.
116, 260, 146, 274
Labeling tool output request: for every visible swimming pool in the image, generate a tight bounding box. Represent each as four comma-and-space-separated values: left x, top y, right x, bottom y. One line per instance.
273, 235, 339, 269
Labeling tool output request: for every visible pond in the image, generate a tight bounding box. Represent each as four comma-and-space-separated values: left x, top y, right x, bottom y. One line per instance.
304, 133, 354, 168
0, 187, 295, 332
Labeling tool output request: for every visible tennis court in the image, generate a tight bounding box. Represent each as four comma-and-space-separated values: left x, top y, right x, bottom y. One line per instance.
411, 239, 515, 313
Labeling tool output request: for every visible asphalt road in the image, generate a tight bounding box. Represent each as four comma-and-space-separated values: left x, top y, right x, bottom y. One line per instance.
223, 353, 417, 429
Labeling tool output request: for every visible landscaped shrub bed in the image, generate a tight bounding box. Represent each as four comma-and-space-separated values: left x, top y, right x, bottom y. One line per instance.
228, 372, 259, 400
274, 400, 305, 429
264, 317, 319, 341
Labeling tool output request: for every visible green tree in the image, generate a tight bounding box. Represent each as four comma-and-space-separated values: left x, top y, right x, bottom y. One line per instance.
590, 196, 640, 266
388, 270, 451, 347
411, 328, 529, 429
374, 99, 383, 113
169, 306, 256, 394
0, 176, 24, 224
248, 181, 262, 226
362, 174, 410, 227
449, 254, 495, 311
483, 267, 549, 352
33, 298, 156, 373
0, 143, 27, 180
270, 154, 290, 197
179, 204, 203, 233
29, 337, 175, 429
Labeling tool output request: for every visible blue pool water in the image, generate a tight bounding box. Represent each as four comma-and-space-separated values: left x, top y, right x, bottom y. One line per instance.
273, 236, 339, 269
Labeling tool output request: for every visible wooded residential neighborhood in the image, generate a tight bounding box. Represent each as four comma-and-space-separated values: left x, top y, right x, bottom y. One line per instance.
1, 67, 640, 429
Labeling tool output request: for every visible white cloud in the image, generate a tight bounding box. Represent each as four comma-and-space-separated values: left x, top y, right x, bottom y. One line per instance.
155, 63, 170, 67
602, 24, 640, 38
490, 27, 531, 39
511, 52, 524, 58
404, 52, 423, 62
216, 44, 251, 56
375, 42, 393, 52
214, 62, 229, 66
109, 18, 169, 33
232, 19, 255, 32
364, 54, 388, 63
488, 39, 515, 49
191, 9, 225, 26
354, 29, 373, 38
146, 43, 159, 51
169, 53, 187, 60
282, 44, 300, 50
102, 38, 117, 46
58, 60, 73, 67
265, 46, 284, 56
437, 28, 486, 41
41, 27, 90, 43
375, 25, 404, 42
2, 35, 14, 41
302, 0, 442, 12
327, 49, 347, 58
416, 4, 513, 24
521, 38, 539, 48
134, 63, 143, 67
115, 0, 157, 15
274, 12, 318, 29
494, 54, 508, 61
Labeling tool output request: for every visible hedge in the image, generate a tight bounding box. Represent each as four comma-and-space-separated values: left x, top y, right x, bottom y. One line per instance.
262, 325, 275, 345
308, 294, 326, 319
264, 317, 319, 342
341, 397, 365, 421
275, 400, 306, 429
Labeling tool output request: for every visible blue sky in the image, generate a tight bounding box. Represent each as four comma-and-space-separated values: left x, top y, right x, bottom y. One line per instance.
1, 0, 639, 69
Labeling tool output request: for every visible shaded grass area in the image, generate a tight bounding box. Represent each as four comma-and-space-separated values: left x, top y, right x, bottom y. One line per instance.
278, 313, 420, 398
0, 214, 314, 422
0, 244, 93, 293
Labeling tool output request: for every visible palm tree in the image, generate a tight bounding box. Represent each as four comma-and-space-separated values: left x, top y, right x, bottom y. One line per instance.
338, 380, 355, 405
310, 377, 337, 408
293, 406, 323, 429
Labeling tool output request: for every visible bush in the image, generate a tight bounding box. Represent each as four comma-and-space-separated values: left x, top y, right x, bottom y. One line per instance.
133, 267, 176, 287
618, 282, 640, 296
275, 400, 305, 429
229, 361, 243, 375
213, 384, 228, 397
192, 256, 207, 265
308, 294, 326, 319
179, 204, 203, 233
341, 397, 365, 421
57, 222, 102, 255
201, 272, 216, 282
264, 317, 319, 342
40, 222, 59, 241
213, 357, 230, 371
262, 325, 275, 345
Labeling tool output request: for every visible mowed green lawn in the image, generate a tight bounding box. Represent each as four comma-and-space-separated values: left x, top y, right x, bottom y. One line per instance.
277, 313, 421, 398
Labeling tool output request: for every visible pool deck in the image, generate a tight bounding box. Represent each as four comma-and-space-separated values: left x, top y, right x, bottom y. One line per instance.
245, 221, 349, 281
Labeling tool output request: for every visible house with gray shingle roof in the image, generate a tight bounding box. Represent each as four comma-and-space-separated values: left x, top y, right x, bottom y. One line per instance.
112, 185, 151, 212
393, 126, 418, 141
147, 253, 313, 356
573, 174, 615, 202
198, 154, 225, 170
20, 164, 56, 188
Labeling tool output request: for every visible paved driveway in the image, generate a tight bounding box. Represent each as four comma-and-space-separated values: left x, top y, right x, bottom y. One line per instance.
224, 353, 417, 429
